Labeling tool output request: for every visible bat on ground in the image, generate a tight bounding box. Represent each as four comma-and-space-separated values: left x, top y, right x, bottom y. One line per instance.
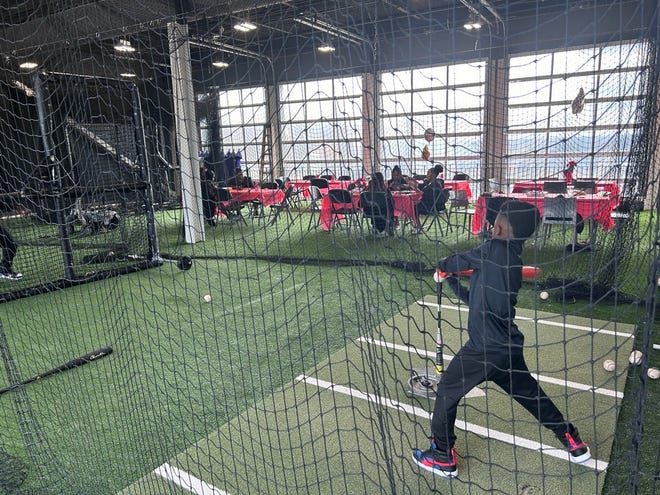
0, 346, 113, 396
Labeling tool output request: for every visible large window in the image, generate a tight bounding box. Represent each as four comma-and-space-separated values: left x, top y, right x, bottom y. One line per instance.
279, 76, 362, 179
214, 86, 268, 175
379, 61, 486, 180
508, 42, 650, 182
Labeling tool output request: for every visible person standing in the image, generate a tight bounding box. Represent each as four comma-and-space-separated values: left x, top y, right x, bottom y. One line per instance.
0, 225, 21, 280
200, 165, 218, 227
412, 200, 590, 478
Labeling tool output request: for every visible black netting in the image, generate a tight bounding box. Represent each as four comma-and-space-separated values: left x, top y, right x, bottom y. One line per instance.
0, 2, 658, 494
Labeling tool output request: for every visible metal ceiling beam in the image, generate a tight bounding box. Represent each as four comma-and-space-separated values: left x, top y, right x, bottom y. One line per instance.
189, 37, 268, 63
0, 0, 288, 56
293, 15, 369, 45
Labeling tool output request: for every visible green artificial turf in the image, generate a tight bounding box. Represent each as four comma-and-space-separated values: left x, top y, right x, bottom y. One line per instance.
0, 206, 656, 494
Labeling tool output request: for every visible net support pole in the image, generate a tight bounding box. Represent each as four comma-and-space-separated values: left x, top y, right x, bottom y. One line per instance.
266, 84, 282, 180
130, 84, 159, 261
32, 74, 76, 280
362, 70, 378, 177
168, 21, 204, 243
482, 54, 509, 193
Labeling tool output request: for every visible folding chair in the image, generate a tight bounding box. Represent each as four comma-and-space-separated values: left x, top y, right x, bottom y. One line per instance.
277, 178, 302, 209
309, 177, 329, 190
327, 188, 359, 233
308, 185, 323, 211
249, 181, 278, 218
419, 187, 452, 236
543, 181, 568, 194
216, 188, 246, 225
449, 189, 474, 233
541, 196, 578, 247
307, 185, 323, 229
573, 180, 596, 194
268, 186, 295, 226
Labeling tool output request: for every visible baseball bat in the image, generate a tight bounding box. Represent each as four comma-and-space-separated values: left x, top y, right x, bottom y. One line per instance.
0, 346, 113, 396
435, 272, 444, 375
435, 265, 542, 281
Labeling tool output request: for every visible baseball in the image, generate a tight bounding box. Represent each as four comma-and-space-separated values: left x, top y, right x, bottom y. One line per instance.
648, 367, 660, 379
602, 359, 616, 372
629, 350, 643, 366
539, 291, 549, 300
203, 294, 212, 303
433, 271, 446, 283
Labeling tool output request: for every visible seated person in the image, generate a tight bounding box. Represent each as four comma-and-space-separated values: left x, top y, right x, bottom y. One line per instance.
387, 165, 408, 191
226, 168, 254, 189
409, 167, 449, 233
433, 163, 444, 179
361, 172, 395, 234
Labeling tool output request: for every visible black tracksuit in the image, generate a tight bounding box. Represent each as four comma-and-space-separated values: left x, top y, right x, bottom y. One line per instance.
432, 238, 568, 451
0, 225, 17, 272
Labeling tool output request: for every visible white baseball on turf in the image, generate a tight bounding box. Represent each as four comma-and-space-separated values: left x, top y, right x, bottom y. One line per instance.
629, 350, 643, 365
539, 291, 549, 300
648, 367, 660, 380
602, 359, 616, 372
203, 294, 212, 303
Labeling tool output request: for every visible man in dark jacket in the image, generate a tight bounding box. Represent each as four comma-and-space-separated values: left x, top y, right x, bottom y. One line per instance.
0, 225, 21, 280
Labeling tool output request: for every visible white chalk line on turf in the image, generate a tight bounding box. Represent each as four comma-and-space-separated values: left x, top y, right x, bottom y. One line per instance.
296, 375, 608, 472
358, 337, 624, 399
223, 282, 306, 315
416, 300, 634, 339
154, 463, 229, 495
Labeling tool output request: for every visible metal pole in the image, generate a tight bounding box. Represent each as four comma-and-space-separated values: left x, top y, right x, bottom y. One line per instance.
130, 84, 159, 261
32, 74, 75, 280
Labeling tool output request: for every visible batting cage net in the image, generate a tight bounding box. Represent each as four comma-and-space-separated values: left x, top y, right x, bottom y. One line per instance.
0, 1, 658, 494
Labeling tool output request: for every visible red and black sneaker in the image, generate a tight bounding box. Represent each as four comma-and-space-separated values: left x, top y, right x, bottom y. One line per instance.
412, 441, 458, 478
559, 426, 591, 464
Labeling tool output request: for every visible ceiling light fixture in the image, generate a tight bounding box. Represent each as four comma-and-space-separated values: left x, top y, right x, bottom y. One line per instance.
233, 21, 257, 33
212, 61, 229, 69
114, 39, 136, 53
463, 20, 482, 30
19, 61, 38, 70
120, 72, 136, 78
317, 43, 335, 53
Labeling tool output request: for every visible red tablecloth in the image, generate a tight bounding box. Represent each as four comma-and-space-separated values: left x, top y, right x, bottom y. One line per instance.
319, 190, 422, 231
443, 180, 473, 200
471, 192, 619, 234
227, 187, 285, 207
286, 178, 366, 198
511, 180, 620, 196
392, 191, 422, 220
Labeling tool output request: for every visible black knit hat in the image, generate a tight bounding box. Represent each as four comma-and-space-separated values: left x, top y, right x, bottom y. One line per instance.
499, 200, 540, 240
